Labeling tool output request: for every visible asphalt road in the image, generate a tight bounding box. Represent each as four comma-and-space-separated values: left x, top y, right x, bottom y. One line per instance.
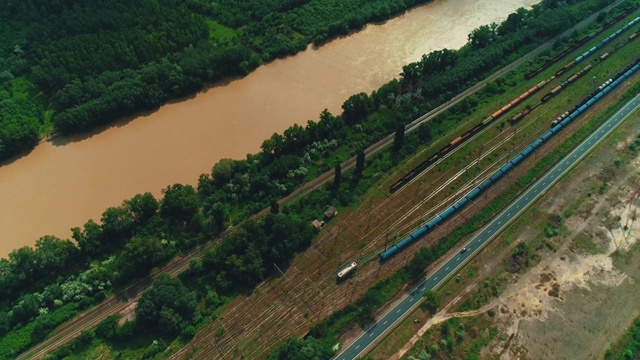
18, 2, 627, 358
335, 92, 640, 360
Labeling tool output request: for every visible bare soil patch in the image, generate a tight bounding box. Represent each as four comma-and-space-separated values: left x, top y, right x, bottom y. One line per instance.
393, 111, 640, 360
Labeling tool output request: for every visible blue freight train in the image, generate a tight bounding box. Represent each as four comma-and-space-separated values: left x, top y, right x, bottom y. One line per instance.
380, 59, 640, 261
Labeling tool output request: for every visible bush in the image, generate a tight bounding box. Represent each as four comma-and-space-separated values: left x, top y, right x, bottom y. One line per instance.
96, 315, 119, 340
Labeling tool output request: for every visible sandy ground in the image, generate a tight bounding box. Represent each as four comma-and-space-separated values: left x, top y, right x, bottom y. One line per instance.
394, 118, 640, 360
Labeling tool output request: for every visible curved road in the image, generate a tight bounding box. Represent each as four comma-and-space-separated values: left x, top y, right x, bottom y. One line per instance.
336, 92, 640, 360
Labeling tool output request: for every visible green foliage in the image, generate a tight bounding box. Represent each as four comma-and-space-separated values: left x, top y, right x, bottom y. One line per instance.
605, 315, 640, 360
266, 336, 334, 360
136, 275, 198, 336
422, 290, 440, 315
334, 164, 342, 190
0, 0, 622, 356
355, 149, 366, 178
394, 124, 406, 151
507, 242, 539, 273
100, 206, 134, 246
125, 192, 160, 226
0, 0, 437, 160
117, 235, 170, 280
628, 135, 640, 153
0, 303, 78, 359
457, 275, 505, 311
160, 184, 200, 230
95, 315, 119, 340
189, 214, 314, 294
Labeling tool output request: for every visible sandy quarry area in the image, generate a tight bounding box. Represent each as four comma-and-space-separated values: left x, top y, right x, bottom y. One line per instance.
394, 110, 640, 360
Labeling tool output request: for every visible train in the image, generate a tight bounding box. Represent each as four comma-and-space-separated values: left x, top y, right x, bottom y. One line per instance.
526, 3, 640, 79
380, 58, 640, 261
552, 15, 639, 78
337, 262, 357, 279
529, 63, 595, 109
574, 16, 640, 64
389, 80, 547, 193
512, 28, 638, 124
389, 15, 640, 193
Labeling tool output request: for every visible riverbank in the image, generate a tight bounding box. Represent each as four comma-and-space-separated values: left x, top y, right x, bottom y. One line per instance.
0, 0, 537, 258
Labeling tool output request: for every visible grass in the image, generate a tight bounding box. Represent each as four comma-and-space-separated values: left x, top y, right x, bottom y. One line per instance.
570, 232, 603, 255
40, 109, 56, 137
369, 307, 428, 358
456, 274, 508, 312
205, 19, 236, 41
401, 315, 499, 360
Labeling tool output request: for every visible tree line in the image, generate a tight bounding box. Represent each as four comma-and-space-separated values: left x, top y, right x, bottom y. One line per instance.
0, 0, 438, 161
0, 0, 622, 356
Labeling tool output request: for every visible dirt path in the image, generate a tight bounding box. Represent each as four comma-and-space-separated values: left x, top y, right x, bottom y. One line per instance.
395, 120, 640, 360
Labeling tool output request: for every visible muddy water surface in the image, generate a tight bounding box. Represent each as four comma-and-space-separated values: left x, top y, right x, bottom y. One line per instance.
0, 0, 538, 257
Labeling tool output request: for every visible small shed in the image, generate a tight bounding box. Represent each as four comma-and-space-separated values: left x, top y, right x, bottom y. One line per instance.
323, 206, 338, 221
311, 219, 325, 229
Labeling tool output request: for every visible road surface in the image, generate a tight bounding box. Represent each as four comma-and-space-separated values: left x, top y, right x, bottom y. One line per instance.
335, 92, 640, 360
18, 2, 627, 357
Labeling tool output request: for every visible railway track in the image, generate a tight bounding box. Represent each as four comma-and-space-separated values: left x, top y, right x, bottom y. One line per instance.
17, 1, 629, 358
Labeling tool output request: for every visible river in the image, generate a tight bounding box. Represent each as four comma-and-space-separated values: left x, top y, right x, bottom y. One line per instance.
0, 0, 538, 258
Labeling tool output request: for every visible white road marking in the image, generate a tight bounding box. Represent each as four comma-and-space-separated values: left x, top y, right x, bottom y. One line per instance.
383, 320, 388, 325
410, 297, 415, 302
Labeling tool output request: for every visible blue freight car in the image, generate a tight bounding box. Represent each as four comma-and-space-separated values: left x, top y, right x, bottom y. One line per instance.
380, 58, 640, 261
467, 188, 481, 201
440, 206, 456, 221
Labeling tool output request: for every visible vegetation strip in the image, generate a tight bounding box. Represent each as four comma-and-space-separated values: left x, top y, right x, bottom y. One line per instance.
1, 0, 633, 358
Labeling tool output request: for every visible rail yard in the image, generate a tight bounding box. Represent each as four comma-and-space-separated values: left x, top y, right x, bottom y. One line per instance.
16, 1, 640, 359
169, 3, 640, 359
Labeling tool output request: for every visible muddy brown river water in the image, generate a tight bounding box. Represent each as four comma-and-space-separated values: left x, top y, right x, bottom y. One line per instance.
0, 0, 538, 257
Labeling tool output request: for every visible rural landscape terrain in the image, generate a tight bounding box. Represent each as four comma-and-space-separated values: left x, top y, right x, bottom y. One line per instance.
1, 0, 640, 359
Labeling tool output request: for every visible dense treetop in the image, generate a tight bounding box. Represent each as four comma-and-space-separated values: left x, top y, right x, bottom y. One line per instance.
0, 0, 435, 161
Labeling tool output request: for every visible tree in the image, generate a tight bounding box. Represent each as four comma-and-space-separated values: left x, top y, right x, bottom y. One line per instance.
34, 235, 78, 275
101, 206, 134, 245
342, 92, 371, 125
417, 123, 432, 142
9, 246, 38, 282
394, 124, 405, 151
160, 184, 200, 229
136, 275, 197, 335
11, 293, 40, 325
499, 8, 528, 35
125, 192, 159, 225
422, 290, 440, 315
118, 236, 166, 278
202, 198, 227, 235
270, 201, 280, 214
96, 315, 119, 340
71, 219, 103, 255
266, 337, 333, 360
0, 311, 9, 336
333, 163, 342, 190
355, 149, 365, 177
468, 24, 497, 50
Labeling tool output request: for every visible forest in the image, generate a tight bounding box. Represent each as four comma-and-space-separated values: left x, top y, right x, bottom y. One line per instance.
0, 0, 432, 161
0, 0, 627, 357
